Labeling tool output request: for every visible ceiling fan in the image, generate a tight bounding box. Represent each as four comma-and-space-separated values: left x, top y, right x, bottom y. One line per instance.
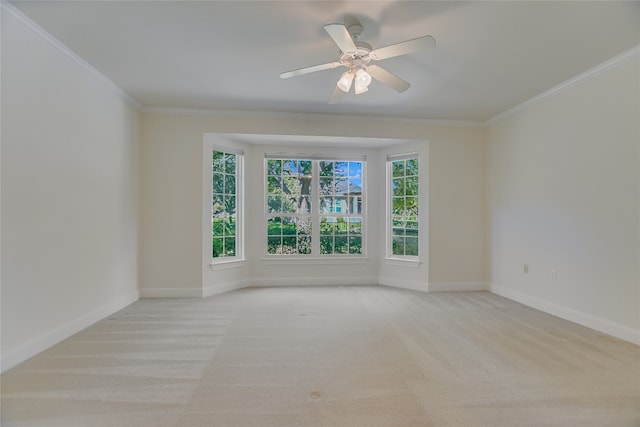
280, 19, 436, 103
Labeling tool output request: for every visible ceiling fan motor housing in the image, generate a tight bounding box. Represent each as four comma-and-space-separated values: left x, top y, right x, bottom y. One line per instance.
339, 41, 373, 68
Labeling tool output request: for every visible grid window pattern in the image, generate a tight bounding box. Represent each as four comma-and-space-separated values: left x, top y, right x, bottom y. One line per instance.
212, 150, 238, 258
319, 161, 363, 255
265, 158, 365, 256
390, 157, 419, 257
266, 159, 312, 255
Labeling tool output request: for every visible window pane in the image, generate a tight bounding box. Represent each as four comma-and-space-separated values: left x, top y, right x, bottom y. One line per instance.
212, 219, 224, 236
282, 160, 297, 174
212, 150, 239, 259
335, 218, 348, 235
320, 217, 335, 235
349, 196, 362, 214
405, 196, 418, 215
281, 217, 297, 235
299, 160, 312, 175
348, 178, 362, 194
213, 174, 224, 193
281, 236, 296, 254
334, 178, 348, 195
225, 154, 236, 174
267, 196, 281, 213
212, 194, 224, 215
392, 178, 405, 197
320, 197, 333, 214
297, 236, 311, 254
296, 217, 311, 236
319, 178, 333, 195
267, 176, 280, 193
392, 160, 404, 177
320, 236, 334, 254
392, 236, 405, 256
405, 175, 419, 196
406, 221, 419, 237
349, 162, 362, 178
267, 218, 282, 236
213, 237, 224, 257
406, 158, 418, 176
267, 159, 281, 175
392, 197, 405, 216
334, 236, 348, 254
405, 237, 418, 256
334, 161, 348, 177
225, 195, 236, 214
349, 219, 362, 235
224, 237, 236, 257
224, 175, 236, 194
389, 156, 418, 258
212, 151, 224, 172
349, 236, 362, 254
267, 236, 281, 254
319, 161, 333, 177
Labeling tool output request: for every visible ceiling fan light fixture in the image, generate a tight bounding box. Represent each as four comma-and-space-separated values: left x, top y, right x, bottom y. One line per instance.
354, 80, 369, 95
337, 70, 354, 92
354, 68, 371, 95
355, 68, 372, 88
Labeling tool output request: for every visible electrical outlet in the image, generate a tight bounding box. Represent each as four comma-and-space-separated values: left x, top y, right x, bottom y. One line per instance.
523, 264, 529, 274
551, 270, 557, 281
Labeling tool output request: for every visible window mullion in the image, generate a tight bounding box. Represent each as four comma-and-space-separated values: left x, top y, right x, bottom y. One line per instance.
311, 160, 320, 256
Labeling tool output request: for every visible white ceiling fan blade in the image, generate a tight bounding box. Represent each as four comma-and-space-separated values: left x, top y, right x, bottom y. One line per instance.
324, 24, 357, 54
367, 65, 411, 92
328, 85, 345, 104
369, 35, 436, 61
280, 61, 342, 79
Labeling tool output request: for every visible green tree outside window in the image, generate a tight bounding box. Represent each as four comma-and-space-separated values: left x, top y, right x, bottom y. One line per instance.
391, 157, 419, 257
212, 150, 238, 258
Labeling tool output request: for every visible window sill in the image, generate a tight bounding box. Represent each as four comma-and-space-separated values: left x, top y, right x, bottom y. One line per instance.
209, 259, 247, 270
384, 257, 422, 268
261, 256, 370, 266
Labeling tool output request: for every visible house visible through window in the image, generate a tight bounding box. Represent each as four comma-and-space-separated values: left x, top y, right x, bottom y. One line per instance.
212, 149, 242, 259
389, 154, 419, 258
319, 161, 363, 255
266, 157, 365, 256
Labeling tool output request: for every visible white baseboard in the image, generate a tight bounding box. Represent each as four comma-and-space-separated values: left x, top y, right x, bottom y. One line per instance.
1, 290, 139, 373
428, 281, 489, 292
379, 277, 428, 292
203, 279, 251, 297
139, 287, 204, 298
251, 276, 379, 287
490, 284, 640, 345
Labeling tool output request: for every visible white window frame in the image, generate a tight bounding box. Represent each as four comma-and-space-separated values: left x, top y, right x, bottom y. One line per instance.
386, 152, 420, 261
210, 145, 244, 264
264, 154, 367, 258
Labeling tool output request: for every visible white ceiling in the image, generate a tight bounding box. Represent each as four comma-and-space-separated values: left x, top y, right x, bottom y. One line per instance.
9, 1, 640, 122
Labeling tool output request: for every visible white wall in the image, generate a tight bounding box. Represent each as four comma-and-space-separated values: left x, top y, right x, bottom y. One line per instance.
1, 6, 141, 371
140, 112, 486, 296
487, 52, 640, 343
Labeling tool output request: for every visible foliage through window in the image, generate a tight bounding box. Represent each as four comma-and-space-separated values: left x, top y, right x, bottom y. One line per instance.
390, 156, 419, 257
319, 161, 363, 255
266, 159, 312, 255
212, 150, 240, 258
266, 158, 365, 256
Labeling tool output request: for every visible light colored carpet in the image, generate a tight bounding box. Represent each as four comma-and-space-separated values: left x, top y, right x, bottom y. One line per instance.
1, 286, 639, 426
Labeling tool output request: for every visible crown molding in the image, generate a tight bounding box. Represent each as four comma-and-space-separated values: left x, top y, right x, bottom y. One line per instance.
2, 1, 142, 109
141, 106, 486, 128
487, 44, 640, 125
